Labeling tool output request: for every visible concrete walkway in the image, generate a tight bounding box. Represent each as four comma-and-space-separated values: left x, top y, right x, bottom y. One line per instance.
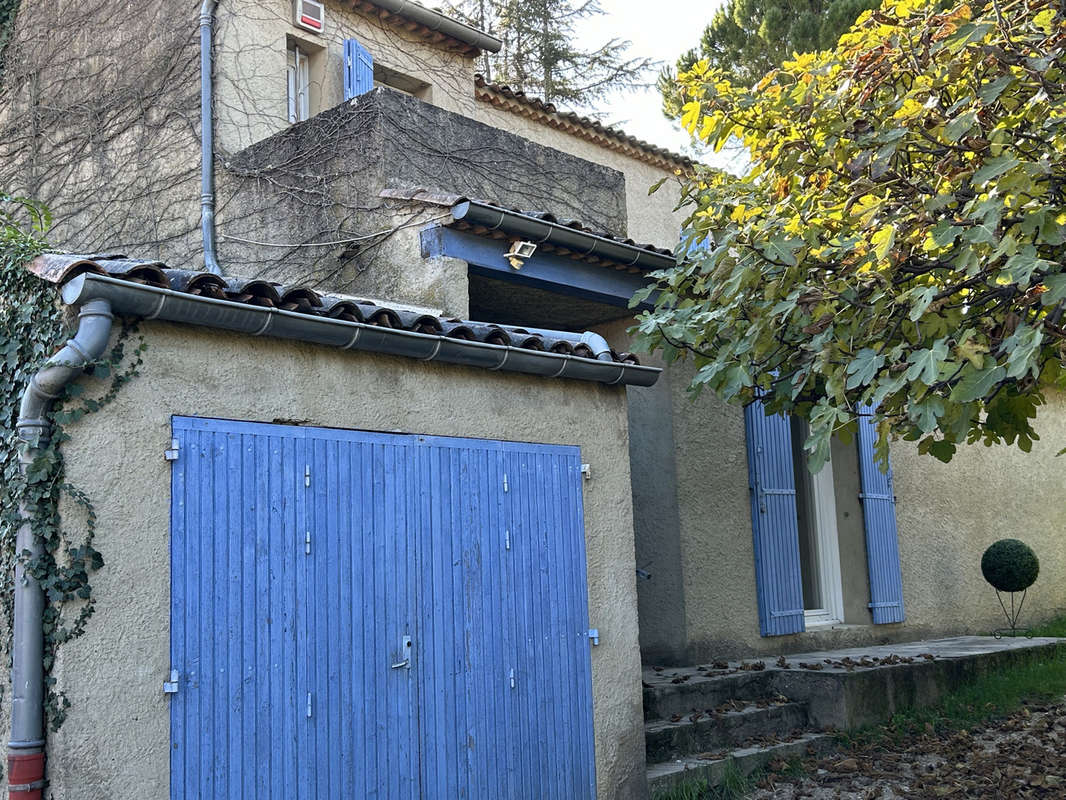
644, 636, 1065, 683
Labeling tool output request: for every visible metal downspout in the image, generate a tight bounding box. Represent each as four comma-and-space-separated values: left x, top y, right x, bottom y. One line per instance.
200, 0, 222, 275
8, 299, 114, 800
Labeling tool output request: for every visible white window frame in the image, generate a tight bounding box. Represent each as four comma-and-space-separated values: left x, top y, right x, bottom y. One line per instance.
803, 456, 845, 627
287, 44, 310, 123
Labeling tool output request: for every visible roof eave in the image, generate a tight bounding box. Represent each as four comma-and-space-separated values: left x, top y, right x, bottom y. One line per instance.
346, 0, 501, 54
450, 199, 676, 272
60, 273, 660, 387
474, 78, 695, 172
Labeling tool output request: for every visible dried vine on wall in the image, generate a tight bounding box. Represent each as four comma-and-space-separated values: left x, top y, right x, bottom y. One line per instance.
0, 0, 18, 74
0, 195, 144, 731
0, 0, 619, 297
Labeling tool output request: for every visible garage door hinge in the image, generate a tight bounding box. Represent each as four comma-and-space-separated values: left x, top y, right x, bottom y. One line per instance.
306, 692, 313, 718
305, 531, 311, 555
581, 463, 591, 480
163, 669, 179, 693
304, 465, 311, 487
505, 529, 511, 550
503, 473, 509, 492
164, 438, 180, 461
587, 628, 600, 646
509, 668, 515, 689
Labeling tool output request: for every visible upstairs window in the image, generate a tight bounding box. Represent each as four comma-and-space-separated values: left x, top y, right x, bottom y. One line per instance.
287, 43, 310, 123
373, 63, 432, 101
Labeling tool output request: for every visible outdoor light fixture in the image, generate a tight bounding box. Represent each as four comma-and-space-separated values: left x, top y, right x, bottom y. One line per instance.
505, 240, 537, 269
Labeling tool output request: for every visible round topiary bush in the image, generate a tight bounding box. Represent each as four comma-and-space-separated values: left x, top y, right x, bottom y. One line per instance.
981, 539, 1040, 593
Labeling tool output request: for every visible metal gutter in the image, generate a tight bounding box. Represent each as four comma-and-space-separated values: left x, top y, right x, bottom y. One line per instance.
62, 274, 661, 387
199, 0, 222, 275
450, 199, 677, 271
10, 299, 115, 800
363, 0, 502, 53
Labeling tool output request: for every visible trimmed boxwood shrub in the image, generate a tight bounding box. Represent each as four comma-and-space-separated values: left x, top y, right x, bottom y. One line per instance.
981, 539, 1040, 593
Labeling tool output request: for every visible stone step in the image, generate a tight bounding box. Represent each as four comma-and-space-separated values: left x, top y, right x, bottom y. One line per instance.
643, 668, 775, 721
646, 732, 835, 796
645, 699, 809, 763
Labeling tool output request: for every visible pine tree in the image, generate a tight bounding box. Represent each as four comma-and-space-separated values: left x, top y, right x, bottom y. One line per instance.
659, 0, 879, 118
449, 0, 654, 110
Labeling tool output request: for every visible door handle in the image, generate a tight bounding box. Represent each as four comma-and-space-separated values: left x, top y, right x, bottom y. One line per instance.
391, 635, 412, 670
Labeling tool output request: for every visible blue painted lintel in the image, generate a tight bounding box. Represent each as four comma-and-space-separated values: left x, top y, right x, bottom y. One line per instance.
421, 225, 654, 310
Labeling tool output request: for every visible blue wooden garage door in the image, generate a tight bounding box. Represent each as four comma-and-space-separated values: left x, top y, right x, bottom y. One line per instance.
169, 416, 597, 800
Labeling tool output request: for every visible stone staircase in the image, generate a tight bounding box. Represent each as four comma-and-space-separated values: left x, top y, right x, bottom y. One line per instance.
643, 636, 1066, 795
643, 665, 834, 794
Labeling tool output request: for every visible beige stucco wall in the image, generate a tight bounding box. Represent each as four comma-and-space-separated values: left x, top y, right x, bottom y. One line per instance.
215, 0, 479, 153
648, 377, 1066, 663
595, 319, 687, 664
21, 322, 646, 800
471, 104, 684, 246
893, 394, 1066, 637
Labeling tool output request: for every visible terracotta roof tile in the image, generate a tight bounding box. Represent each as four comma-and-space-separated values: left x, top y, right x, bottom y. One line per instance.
25, 254, 643, 365
474, 75, 696, 172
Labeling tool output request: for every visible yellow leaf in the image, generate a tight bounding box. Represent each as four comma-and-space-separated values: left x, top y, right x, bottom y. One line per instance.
786, 52, 818, 70
681, 101, 702, 133
871, 224, 896, 262
755, 70, 778, 92
699, 116, 716, 142
730, 204, 747, 223
893, 97, 925, 120
894, 0, 918, 17
1034, 8, 1056, 33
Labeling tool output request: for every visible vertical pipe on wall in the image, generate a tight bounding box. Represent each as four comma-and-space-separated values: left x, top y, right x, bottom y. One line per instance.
200, 0, 222, 275
9, 299, 114, 800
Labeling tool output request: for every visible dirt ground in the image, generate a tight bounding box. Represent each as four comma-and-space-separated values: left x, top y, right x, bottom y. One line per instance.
749, 700, 1066, 799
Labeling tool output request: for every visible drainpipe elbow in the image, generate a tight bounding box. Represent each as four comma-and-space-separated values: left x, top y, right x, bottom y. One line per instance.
199, 0, 217, 25
578, 331, 615, 362
16, 300, 114, 442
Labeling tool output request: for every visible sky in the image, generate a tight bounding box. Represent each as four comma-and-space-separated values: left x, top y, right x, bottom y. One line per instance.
573, 0, 726, 161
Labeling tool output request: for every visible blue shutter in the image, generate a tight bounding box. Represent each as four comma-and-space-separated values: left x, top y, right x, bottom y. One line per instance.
744, 401, 806, 636
343, 38, 374, 100
856, 406, 905, 624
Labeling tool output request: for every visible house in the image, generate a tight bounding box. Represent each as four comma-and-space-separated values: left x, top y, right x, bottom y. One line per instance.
2, 1, 1066, 798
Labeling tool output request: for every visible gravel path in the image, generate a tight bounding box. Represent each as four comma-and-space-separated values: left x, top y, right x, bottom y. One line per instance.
749, 700, 1066, 798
